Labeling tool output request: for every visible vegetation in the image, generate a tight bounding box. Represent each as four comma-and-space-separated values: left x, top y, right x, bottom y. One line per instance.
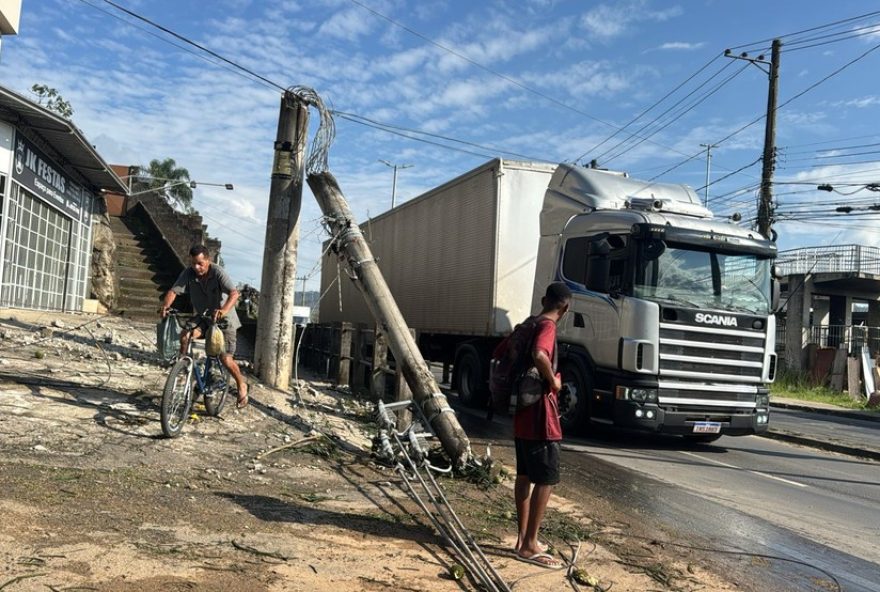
31, 84, 74, 119
131, 158, 194, 212
771, 370, 873, 410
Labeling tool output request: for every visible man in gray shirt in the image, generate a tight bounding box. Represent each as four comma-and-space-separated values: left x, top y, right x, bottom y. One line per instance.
160, 245, 248, 408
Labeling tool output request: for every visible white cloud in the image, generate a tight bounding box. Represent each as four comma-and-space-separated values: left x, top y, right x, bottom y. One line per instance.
317, 8, 375, 40
657, 41, 705, 51
830, 96, 880, 109
580, 1, 682, 41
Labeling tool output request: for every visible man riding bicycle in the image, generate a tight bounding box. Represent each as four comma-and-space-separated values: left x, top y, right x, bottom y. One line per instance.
160, 245, 249, 409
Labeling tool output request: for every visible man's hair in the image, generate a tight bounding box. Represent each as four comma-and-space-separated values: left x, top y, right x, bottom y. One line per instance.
189, 245, 210, 259
544, 281, 572, 310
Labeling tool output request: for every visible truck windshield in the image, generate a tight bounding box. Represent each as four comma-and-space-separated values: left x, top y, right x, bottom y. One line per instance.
634, 243, 771, 315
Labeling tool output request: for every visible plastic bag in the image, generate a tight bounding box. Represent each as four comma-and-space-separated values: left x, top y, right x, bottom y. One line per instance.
205, 324, 226, 356
157, 316, 181, 362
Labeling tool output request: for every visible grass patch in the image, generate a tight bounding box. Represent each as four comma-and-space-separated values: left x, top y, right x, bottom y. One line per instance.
771, 371, 874, 410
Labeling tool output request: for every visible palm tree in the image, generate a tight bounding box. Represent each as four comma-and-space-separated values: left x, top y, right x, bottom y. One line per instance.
133, 158, 193, 212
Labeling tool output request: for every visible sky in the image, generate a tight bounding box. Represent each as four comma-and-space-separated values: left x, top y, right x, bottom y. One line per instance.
2, 0, 880, 293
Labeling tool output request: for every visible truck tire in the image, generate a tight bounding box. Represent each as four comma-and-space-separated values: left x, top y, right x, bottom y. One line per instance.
454, 345, 487, 408
559, 358, 591, 435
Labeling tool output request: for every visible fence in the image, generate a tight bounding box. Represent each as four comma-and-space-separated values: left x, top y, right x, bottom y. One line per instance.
776, 324, 880, 357
775, 245, 880, 276
298, 322, 419, 402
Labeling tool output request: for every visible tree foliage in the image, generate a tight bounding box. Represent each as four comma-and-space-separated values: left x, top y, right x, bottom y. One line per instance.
132, 158, 194, 212
31, 84, 74, 119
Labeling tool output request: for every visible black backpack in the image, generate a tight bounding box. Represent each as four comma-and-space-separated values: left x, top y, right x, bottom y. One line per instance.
488, 317, 543, 418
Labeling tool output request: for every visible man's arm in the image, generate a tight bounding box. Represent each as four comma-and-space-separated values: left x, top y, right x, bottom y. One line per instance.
534, 350, 562, 393
216, 289, 239, 320
161, 269, 189, 317
160, 290, 177, 318
214, 266, 239, 320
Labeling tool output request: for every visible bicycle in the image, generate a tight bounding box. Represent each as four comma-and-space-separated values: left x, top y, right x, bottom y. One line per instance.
160, 309, 231, 438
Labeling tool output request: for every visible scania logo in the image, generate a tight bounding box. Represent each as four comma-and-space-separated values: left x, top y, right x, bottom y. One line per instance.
695, 313, 738, 327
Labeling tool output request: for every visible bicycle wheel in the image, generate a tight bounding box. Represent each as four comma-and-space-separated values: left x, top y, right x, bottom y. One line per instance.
203, 358, 230, 417
161, 358, 194, 438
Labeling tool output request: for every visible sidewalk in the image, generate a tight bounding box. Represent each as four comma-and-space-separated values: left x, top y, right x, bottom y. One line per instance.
767, 397, 880, 460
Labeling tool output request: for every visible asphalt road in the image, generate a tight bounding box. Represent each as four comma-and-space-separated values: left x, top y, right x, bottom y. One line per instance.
451, 403, 880, 592
770, 406, 880, 457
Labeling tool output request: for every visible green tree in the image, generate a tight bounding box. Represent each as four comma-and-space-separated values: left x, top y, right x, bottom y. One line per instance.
31, 84, 74, 119
132, 158, 194, 212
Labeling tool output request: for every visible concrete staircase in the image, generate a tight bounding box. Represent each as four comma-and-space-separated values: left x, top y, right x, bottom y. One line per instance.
109, 215, 183, 320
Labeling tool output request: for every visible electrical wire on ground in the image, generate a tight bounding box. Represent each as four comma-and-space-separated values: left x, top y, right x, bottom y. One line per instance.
374, 399, 512, 592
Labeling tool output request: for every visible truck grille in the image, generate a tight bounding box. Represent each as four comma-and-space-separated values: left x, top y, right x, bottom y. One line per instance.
658, 322, 766, 410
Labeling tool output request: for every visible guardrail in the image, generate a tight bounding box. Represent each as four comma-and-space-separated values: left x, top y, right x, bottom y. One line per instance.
775, 245, 880, 276
298, 322, 418, 401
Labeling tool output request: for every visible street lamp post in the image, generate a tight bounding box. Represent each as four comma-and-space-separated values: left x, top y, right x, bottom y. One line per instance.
125, 179, 234, 197
378, 160, 413, 209
699, 143, 716, 208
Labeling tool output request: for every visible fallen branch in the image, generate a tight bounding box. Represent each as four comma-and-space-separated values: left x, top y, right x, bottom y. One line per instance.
256, 435, 320, 459
231, 540, 291, 561
0, 573, 46, 590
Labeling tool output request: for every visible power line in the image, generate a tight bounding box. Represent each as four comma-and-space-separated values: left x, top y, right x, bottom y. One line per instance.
781, 141, 880, 156
97, 0, 285, 91
346, 0, 702, 162
573, 53, 723, 163
728, 9, 880, 52
333, 110, 545, 161
76, 0, 541, 164
696, 156, 762, 192
780, 133, 880, 150
650, 37, 880, 182
783, 22, 880, 52
595, 59, 739, 162
603, 62, 751, 165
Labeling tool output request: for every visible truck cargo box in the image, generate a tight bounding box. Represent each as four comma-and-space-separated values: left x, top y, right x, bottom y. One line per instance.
319, 159, 557, 337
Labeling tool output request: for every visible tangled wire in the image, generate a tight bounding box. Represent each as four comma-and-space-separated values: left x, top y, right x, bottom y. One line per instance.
286, 85, 336, 175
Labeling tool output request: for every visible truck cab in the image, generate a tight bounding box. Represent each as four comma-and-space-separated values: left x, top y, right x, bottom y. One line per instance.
536, 164, 777, 439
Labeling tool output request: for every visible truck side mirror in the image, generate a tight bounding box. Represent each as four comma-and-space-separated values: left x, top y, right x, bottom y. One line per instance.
585, 237, 611, 293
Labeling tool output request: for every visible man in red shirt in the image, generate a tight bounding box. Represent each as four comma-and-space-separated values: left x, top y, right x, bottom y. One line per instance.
514, 282, 571, 568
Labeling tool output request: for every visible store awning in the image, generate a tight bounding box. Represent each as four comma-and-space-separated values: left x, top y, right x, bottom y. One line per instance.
0, 85, 128, 194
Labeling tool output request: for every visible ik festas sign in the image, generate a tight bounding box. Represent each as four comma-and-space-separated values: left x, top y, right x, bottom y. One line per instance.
12, 130, 85, 217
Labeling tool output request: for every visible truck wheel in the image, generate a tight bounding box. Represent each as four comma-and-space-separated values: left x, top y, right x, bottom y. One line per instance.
559, 359, 590, 435
454, 345, 487, 408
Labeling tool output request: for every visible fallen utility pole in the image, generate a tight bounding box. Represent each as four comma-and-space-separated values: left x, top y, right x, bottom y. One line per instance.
255, 92, 310, 389
307, 171, 472, 468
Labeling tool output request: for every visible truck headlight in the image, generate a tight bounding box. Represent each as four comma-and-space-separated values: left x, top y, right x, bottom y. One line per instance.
616, 387, 658, 403
756, 394, 770, 409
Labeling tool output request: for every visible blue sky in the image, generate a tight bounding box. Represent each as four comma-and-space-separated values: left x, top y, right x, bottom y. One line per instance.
2, 0, 880, 291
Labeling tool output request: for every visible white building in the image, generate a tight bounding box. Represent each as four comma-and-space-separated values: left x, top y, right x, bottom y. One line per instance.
0, 85, 127, 311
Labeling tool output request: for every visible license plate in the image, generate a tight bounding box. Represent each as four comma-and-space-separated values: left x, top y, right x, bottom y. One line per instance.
692, 421, 722, 434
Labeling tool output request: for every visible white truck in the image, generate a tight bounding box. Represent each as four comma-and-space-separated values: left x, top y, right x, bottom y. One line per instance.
320, 159, 778, 440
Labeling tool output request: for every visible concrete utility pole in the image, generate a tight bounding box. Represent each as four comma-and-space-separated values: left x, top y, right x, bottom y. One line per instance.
758, 39, 781, 240
700, 143, 717, 207
724, 39, 780, 240
379, 160, 413, 209
307, 171, 472, 468
255, 92, 309, 389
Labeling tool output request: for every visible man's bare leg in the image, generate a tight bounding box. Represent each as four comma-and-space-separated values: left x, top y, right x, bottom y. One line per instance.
179, 327, 203, 356
220, 353, 248, 407
514, 475, 532, 552
517, 484, 560, 566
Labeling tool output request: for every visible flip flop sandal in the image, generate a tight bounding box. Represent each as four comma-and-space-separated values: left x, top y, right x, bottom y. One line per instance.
516, 552, 564, 569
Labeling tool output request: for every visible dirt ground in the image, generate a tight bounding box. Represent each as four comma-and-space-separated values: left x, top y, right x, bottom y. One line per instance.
0, 308, 743, 592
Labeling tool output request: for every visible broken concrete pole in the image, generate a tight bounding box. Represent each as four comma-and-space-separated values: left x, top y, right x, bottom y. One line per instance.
307, 171, 472, 468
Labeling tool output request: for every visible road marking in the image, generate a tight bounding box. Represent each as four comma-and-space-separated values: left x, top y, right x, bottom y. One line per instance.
679, 451, 808, 488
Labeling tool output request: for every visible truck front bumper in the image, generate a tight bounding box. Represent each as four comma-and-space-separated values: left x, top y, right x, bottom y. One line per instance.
612, 401, 769, 436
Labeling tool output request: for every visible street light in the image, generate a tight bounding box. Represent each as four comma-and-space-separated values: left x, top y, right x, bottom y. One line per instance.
126, 179, 234, 197
378, 159, 413, 209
